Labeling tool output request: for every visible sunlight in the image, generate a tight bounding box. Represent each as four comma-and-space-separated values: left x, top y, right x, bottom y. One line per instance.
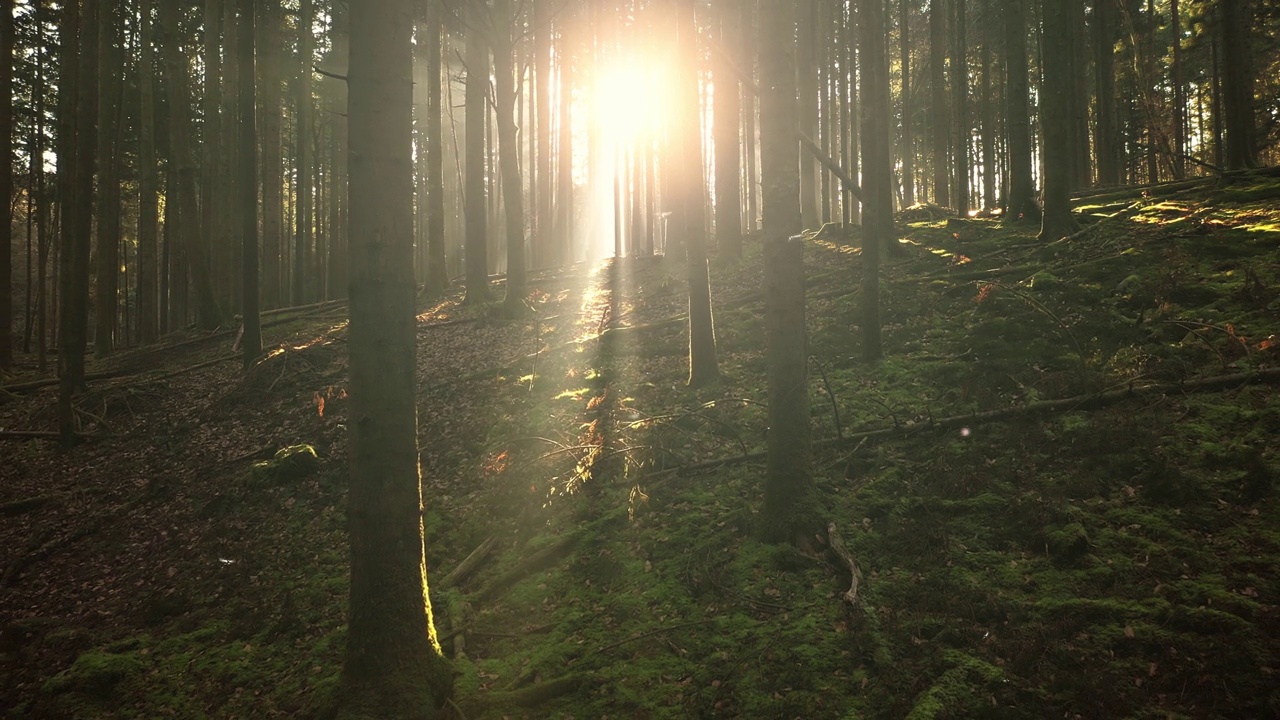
581, 48, 670, 260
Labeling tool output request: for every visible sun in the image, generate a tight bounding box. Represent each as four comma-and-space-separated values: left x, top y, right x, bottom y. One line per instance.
591, 52, 667, 146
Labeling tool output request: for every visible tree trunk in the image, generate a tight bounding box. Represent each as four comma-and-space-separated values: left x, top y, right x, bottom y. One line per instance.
259, 0, 283, 309
202, 0, 226, 313
899, 0, 914, 207
534, 0, 552, 268
979, 5, 995, 210
951, 0, 969, 215
676, 0, 719, 388
493, 0, 528, 319
137, 0, 159, 344
238, 0, 260, 367
294, 0, 313, 305
556, 12, 574, 264
0, 0, 12, 366
1220, 0, 1256, 170
1038, 0, 1080, 241
463, 14, 489, 304
929, 0, 949, 206
1003, 0, 1038, 221
797, 0, 820, 229
338, 0, 453, 715
1093, 0, 1120, 186
422, 4, 448, 299
759, 0, 812, 544
860, 0, 892, 362
58, 0, 100, 441
94, 0, 124, 357
714, 0, 742, 258
1170, 0, 1185, 178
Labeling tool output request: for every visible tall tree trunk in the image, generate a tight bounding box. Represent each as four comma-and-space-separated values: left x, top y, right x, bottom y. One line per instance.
422, 4, 448, 299
1093, 0, 1120, 185
222, 0, 242, 311
238, 0, 260, 367
759, 0, 812, 544
493, 0, 528, 319
293, 0, 313, 305
1003, 0, 1038, 221
1170, 0, 1185, 178
202, 0, 226, 312
338, 0, 453, 714
951, 0, 969, 214
137, 0, 159, 344
861, 0, 892, 362
463, 13, 490, 304
980, 7, 995, 210
58, 0, 100, 440
1220, 0, 1256, 170
94, 0, 124, 357
556, 13, 574, 264
534, 0, 552, 268
163, 0, 220, 330
797, 0, 819, 228
714, 0, 742, 258
741, 0, 758, 232
899, 0, 914, 207
929, 0, 949, 206
0, 0, 12, 366
677, 0, 719, 388
1038, 0, 1080, 241
259, 0, 283, 309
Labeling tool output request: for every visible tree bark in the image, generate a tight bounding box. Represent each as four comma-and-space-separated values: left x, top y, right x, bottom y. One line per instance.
422, 3, 448, 299
899, 0, 914, 207
759, 0, 812, 545
338, 0, 453, 715
0, 0, 12, 366
137, 0, 159, 344
860, 0, 892, 362
1038, 0, 1080, 241
259, 0, 283, 310
293, 0, 313, 305
929, 0, 949, 206
951, 0, 969, 215
1093, 0, 1120, 186
714, 0, 742, 258
94, 0, 124, 357
1221, 0, 1256, 170
1003, 0, 1039, 221
58, 0, 100, 440
238, 0, 260, 367
797, 0, 820, 229
676, 0, 719, 388
463, 12, 490, 304
492, 0, 528, 319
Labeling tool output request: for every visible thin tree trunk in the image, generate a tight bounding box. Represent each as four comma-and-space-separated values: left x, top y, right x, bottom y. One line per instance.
797, 0, 819, 228
951, 0, 969, 215
493, 0, 528, 318
714, 0, 742, 258
463, 12, 490, 303
860, 0, 891, 362
1221, 0, 1256, 170
294, 0, 313, 305
259, 0, 283, 309
137, 0, 159, 344
94, 0, 124, 357
677, 0, 719, 387
1003, 0, 1038, 221
422, 4, 448, 298
556, 13, 574, 264
58, 0, 100, 440
900, 0, 914, 207
1093, 0, 1120, 186
238, 0, 260, 366
980, 3, 995, 209
0, 0, 12, 366
929, 0, 949, 205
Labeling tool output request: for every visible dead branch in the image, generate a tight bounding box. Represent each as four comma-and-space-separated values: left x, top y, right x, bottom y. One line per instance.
0, 495, 58, 516
473, 535, 578, 604
827, 522, 862, 605
439, 535, 498, 590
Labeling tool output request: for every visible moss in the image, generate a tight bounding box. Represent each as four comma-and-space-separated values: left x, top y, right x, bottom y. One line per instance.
247, 444, 320, 487
40, 648, 145, 699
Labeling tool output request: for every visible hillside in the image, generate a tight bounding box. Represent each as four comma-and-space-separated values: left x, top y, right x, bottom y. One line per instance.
3, 174, 1279, 719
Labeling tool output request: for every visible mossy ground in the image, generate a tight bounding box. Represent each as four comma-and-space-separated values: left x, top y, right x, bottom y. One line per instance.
2, 178, 1278, 718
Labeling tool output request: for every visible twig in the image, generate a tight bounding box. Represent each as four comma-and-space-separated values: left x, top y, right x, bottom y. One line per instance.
827, 522, 862, 605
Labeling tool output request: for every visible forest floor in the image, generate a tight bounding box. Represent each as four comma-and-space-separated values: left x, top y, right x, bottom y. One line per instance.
2, 173, 1280, 719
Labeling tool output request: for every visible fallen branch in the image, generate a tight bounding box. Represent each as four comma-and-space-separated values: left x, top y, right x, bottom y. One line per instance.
438, 535, 498, 590
651, 367, 1280, 478
0, 430, 63, 441
473, 535, 578, 604
827, 522, 862, 605
483, 674, 596, 709
0, 495, 58, 516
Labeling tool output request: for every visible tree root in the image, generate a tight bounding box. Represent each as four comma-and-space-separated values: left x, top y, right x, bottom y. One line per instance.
826, 522, 862, 605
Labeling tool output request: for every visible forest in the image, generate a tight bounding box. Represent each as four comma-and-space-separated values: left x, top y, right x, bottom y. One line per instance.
1, 0, 1279, 717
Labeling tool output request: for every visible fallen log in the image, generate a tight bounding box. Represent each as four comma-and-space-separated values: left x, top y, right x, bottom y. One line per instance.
438, 534, 498, 590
